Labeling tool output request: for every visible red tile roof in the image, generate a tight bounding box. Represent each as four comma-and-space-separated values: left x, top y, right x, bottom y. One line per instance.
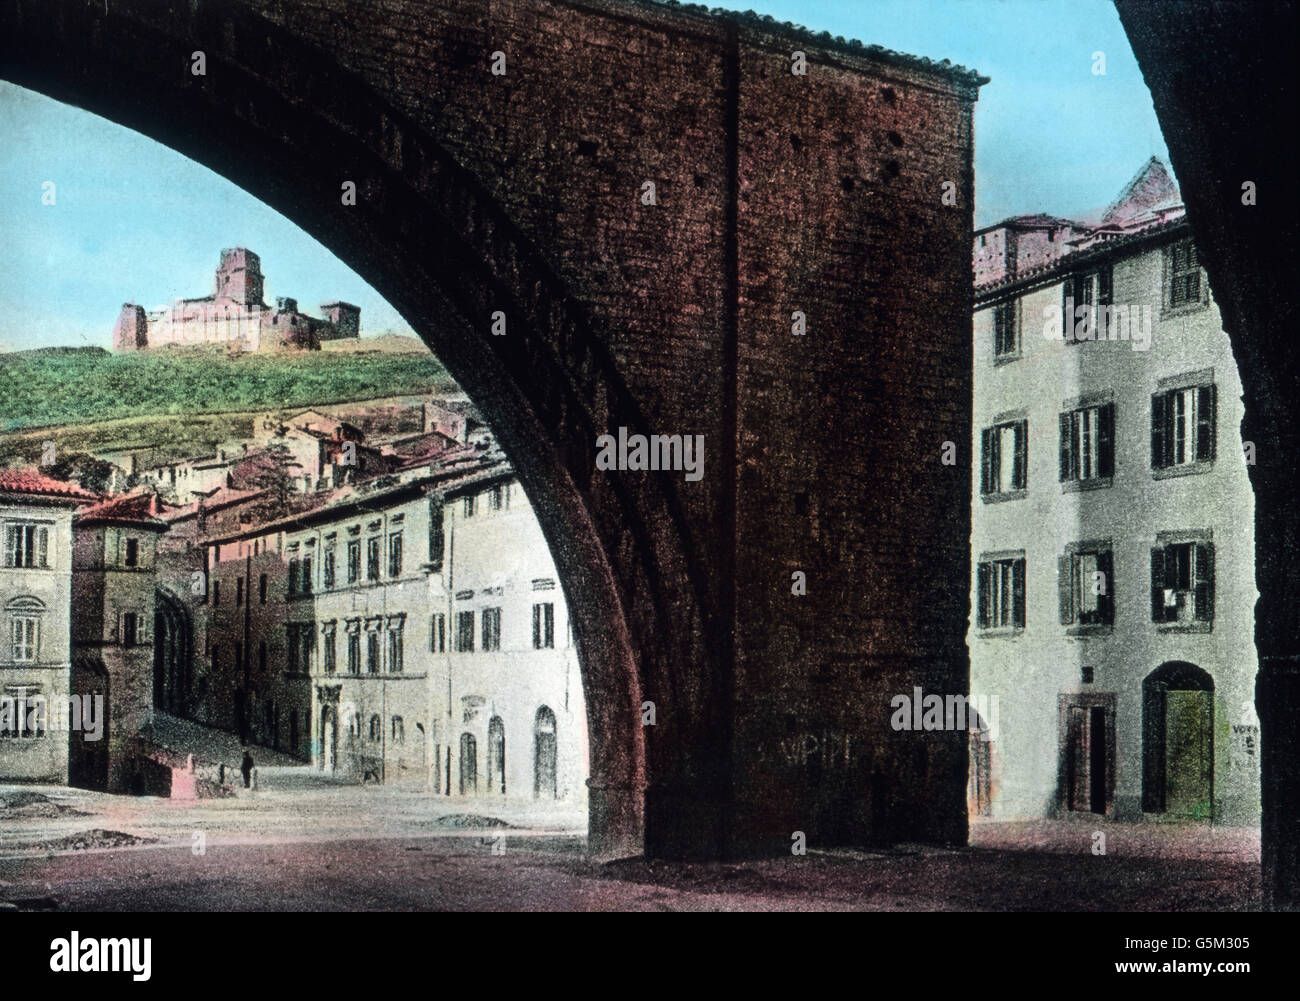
0, 469, 100, 503
75, 491, 169, 529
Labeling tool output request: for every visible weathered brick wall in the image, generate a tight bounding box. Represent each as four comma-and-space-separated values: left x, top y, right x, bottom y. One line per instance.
1, 0, 981, 857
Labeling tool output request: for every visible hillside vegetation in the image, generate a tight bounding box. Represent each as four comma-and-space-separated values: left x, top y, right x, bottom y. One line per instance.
0, 343, 452, 432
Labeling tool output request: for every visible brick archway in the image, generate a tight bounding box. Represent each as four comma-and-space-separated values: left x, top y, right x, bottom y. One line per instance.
1, 0, 985, 861
0, 0, 656, 858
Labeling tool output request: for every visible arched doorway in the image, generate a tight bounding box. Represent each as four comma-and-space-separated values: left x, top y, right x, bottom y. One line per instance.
459, 733, 477, 795
487, 716, 505, 796
319, 705, 336, 772
534, 706, 557, 800
1143, 662, 1215, 819
153, 588, 193, 714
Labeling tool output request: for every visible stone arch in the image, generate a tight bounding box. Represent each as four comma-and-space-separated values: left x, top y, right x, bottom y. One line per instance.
153, 586, 194, 715
1142, 661, 1215, 819
0, 0, 708, 858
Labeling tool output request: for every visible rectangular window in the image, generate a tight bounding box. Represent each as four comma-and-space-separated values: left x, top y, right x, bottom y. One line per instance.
236, 576, 244, 606
121, 612, 138, 647
1059, 547, 1114, 626
388, 533, 403, 577
323, 627, 336, 675
387, 629, 404, 673
10, 617, 39, 662
1168, 239, 1201, 307
347, 541, 361, 584
259, 574, 268, 604
124, 537, 139, 568
993, 300, 1019, 359
976, 555, 1026, 630
301, 556, 313, 595
347, 629, 360, 674
430, 613, 446, 653
1152, 383, 1216, 468
463, 495, 476, 518
429, 502, 445, 570
286, 627, 299, 674
1151, 540, 1214, 623
1059, 403, 1115, 483
5, 524, 50, 569
489, 486, 504, 510
288, 559, 300, 597
455, 610, 475, 653
323, 549, 336, 590
300, 626, 313, 673
532, 602, 555, 649
481, 607, 501, 652
213, 580, 220, 607
1062, 266, 1111, 342
366, 632, 380, 674
980, 420, 1027, 495
366, 538, 380, 581
1, 688, 45, 737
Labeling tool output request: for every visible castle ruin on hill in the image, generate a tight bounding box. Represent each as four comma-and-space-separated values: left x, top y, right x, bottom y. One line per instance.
113, 248, 360, 352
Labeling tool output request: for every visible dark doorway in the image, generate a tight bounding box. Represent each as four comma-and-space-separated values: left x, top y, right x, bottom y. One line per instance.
487, 716, 505, 795
1059, 694, 1115, 815
1143, 662, 1215, 819
459, 732, 477, 795
534, 706, 557, 799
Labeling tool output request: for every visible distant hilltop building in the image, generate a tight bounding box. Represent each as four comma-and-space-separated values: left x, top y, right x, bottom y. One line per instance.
113, 248, 360, 352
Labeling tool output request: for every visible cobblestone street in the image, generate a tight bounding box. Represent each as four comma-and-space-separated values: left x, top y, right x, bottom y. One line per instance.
0, 774, 1260, 911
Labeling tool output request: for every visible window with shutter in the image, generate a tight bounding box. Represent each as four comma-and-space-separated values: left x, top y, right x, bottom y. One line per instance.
1152, 382, 1216, 472
976, 556, 1024, 630
981, 420, 1027, 497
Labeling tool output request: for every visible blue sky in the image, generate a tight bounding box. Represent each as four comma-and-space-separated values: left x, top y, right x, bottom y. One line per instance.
0, 0, 1167, 352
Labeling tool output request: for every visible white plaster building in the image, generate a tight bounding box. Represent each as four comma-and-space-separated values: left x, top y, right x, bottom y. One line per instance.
969, 159, 1259, 824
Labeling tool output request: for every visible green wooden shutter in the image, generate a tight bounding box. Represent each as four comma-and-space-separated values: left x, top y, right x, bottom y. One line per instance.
980, 428, 991, 494
1150, 547, 1166, 622
1196, 383, 1217, 462
1013, 421, 1027, 490
1151, 392, 1168, 469
1058, 555, 1074, 625
1059, 412, 1072, 482
1098, 549, 1114, 625
1012, 558, 1026, 627
1194, 542, 1215, 621
1098, 403, 1115, 478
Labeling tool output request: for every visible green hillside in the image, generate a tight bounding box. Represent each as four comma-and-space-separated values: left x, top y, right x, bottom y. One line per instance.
0, 344, 453, 432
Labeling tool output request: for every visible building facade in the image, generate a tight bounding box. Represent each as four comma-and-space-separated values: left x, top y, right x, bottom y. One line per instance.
969, 159, 1259, 824
0, 472, 95, 782
113, 248, 360, 353
70, 494, 169, 792
195, 457, 588, 805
